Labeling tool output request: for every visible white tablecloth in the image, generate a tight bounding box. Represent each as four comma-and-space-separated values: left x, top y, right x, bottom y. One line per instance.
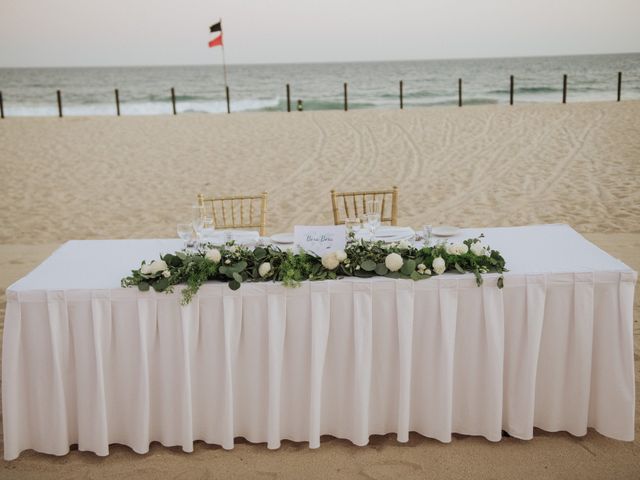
2, 224, 637, 460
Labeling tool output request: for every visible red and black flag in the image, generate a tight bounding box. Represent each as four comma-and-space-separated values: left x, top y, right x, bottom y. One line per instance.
209, 20, 223, 48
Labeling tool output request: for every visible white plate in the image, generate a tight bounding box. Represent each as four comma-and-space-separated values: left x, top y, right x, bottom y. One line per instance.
204, 230, 260, 245
376, 227, 415, 243
380, 234, 415, 243
270, 233, 294, 244
375, 227, 412, 238
432, 226, 460, 237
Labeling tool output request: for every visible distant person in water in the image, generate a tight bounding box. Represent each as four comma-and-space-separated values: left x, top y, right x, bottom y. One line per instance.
297, 99, 303, 111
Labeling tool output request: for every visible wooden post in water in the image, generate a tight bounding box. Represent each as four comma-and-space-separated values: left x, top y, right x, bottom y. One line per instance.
0, 91, 4, 119
617, 72, 622, 102
56, 90, 63, 117
458, 78, 462, 107
115, 89, 120, 116
509, 75, 514, 105
286, 84, 291, 112
399, 80, 404, 110
225, 86, 230, 114
343, 82, 348, 111
171, 87, 177, 115
562, 74, 567, 104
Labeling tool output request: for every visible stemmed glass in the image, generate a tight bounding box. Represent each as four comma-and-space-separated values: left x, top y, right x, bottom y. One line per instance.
422, 225, 433, 246
177, 223, 193, 249
344, 217, 362, 240
365, 200, 381, 237
201, 215, 215, 243
192, 205, 205, 247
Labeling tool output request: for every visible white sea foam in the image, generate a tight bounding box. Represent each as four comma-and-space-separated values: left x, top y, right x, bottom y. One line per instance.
3, 97, 282, 117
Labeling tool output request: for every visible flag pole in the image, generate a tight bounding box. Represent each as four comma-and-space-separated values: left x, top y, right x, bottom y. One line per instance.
220, 19, 228, 88
220, 19, 230, 113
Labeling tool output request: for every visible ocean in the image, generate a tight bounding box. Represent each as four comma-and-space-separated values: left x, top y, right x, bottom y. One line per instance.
1, 53, 639, 116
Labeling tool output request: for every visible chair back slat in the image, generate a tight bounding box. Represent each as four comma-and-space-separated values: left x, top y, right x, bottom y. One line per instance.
330, 187, 398, 226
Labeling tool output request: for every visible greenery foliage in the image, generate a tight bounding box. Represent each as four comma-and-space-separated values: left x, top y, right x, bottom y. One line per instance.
121, 236, 506, 305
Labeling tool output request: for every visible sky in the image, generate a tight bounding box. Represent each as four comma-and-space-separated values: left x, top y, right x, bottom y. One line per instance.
1, 0, 639, 67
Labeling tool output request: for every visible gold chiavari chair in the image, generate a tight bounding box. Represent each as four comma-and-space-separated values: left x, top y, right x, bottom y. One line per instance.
197, 192, 268, 236
330, 186, 398, 226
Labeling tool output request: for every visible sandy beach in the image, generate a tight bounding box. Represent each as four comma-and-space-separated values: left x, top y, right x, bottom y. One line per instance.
1, 101, 639, 479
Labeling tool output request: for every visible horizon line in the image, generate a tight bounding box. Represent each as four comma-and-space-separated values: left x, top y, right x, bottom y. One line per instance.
1, 50, 639, 70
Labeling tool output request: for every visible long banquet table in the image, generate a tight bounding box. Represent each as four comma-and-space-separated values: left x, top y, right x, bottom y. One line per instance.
2, 224, 637, 460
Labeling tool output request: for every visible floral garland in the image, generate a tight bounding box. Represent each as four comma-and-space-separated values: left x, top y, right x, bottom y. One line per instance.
121, 235, 506, 305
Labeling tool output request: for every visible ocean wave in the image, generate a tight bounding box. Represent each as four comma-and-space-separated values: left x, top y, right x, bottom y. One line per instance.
381, 90, 439, 99
403, 97, 499, 107
489, 86, 560, 94
2, 97, 283, 116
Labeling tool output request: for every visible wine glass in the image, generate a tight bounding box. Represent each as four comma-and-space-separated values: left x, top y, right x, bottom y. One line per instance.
177, 223, 193, 249
422, 225, 433, 246
192, 205, 205, 246
201, 215, 215, 242
344, 217, 361, 239
365, 200, 381, 237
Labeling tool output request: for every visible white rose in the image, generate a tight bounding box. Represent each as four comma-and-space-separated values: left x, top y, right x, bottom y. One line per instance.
417, 263, 427, 273
140, 263, 152, 275
385, 252, 403, 272
335, 250, 347, 262
258, 262, 271, 278
162, 270, 171, 278
470, 242, 485, 257
321, 252, 340, 270
205, 248, 222, 263
227, 245, 237, 253
149, 260, 168, 275
432, 257, 446, 275
447, 243, 468, 255
397, 239, 411, 250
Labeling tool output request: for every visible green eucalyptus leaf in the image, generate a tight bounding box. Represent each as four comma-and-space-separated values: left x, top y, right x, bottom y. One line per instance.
410, 271, 423, 281
401, 259, 416, 275
152, 278, 169, 292
254, 248, 267, 260
229, 280, 241, 290
361, 259, 377, 271
497, 276, 504, 289
230, 261, 248, 272
454, 262, 465, 274
375, 263, 389, 275
232, 272, 243, 283
355, 269, 374, 277
138, 281, 150, 292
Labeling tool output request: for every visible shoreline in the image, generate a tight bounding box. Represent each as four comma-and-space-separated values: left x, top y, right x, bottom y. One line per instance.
1, 98, 638, 120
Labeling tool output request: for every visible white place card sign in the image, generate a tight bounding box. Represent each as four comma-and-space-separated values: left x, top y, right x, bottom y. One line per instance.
294, 225, 346, 255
